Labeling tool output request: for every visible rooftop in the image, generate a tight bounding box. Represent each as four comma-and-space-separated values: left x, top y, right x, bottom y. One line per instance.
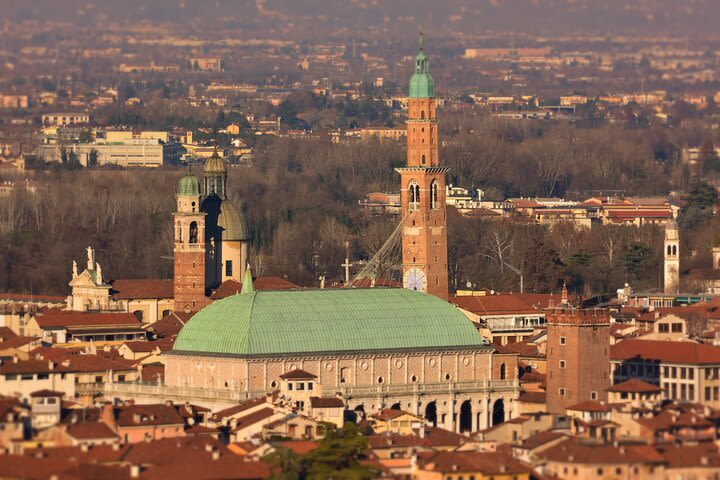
173, 288, 486, 357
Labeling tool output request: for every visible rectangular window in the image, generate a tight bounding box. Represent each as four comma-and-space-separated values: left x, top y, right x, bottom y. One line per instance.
288, 383, 293, 391
559, 337, 566, 345
37, 373, 49, 380
20, 374, 33, 380
95, 376, 103, 383
308, 382, 314, 391
672, 367, 677, 379
714, 387, 719, 401
681, 384, 687, 400
664, 366, 670, 378
5, 374, 17, 381
689, 369, 694, 380
681, 368, 687, 380
559, 388, 566, 397
591, 391, 598, 400
689, 384, 695, 401
559, 360, 566, 369
297, 382, 305, 391
225, 260, 232, 277
659, 323, 669, 333
672, 323, 683, 333
706, 387, 711, 401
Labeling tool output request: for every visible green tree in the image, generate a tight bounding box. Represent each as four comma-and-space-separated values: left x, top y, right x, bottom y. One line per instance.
79, 128, 94, 143
88, 149, 99, 168
622, 242, 652, 282
266, 422, 376, 480
686, 177, 718, 208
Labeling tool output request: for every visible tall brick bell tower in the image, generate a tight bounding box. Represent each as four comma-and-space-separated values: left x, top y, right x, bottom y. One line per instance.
173, 174, 211, 312
397, 32, 449, 301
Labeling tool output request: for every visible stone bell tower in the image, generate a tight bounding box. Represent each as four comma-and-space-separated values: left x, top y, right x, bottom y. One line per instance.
664, 221, 680, 294
173, 174, 210, 312
397, 32, 449, 301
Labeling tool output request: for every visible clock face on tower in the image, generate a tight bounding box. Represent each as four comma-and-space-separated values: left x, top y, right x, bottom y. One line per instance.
404, 267, 427, 292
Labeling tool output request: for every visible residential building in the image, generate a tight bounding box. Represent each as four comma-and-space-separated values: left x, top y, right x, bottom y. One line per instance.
610, 339, 720, 406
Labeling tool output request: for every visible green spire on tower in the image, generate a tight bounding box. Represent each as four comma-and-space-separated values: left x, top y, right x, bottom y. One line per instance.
409, 30, 434, 98
241, 264, 254, 294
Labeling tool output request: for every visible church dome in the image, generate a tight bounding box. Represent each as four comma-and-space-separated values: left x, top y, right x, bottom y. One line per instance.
204, 149, 227, 174
178, 175, 201, 197
172, 288, 485, 356
217, 201, 250, 241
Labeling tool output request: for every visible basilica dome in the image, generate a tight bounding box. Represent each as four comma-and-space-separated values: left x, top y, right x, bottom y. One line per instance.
217, 201, 250, 241
172, 288, 483, 356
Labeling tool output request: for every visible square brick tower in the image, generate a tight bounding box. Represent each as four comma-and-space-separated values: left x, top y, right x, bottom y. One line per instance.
546, 308, 611, 414
397, 32, 449, 301
173, 175, 211, 312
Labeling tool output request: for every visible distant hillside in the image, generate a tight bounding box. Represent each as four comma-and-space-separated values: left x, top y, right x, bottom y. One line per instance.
1, 0, 717, 36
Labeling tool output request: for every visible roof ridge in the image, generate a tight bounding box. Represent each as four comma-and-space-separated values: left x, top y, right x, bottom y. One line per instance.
246, 291, 258, 354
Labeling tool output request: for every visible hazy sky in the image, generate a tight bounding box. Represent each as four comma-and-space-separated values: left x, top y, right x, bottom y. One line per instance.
0, 0, 718, 36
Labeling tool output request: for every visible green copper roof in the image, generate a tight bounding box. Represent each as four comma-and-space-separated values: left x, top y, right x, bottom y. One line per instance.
178, 175, 201, 196
409, 32, 434, 98
172, 288, 483, 356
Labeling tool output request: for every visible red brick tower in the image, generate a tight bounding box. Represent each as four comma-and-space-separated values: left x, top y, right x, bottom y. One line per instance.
546, 308, 611, 414
397, 32, 449, 301
173, 175, 211, 312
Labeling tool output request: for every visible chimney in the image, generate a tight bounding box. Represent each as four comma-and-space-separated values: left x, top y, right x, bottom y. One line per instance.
130, 465, 140, 478
101, 403, 117, 431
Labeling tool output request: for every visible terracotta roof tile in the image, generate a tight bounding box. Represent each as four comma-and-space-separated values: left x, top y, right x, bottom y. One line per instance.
607, 378, 663, 394
110, 279, 174, 300
539, 437, 665, 464
611, 339, 720, 364
210, 276, 298, 299
279, 369, 317, 380
274, 440, 318, 455
309, 397, 344, 408
519, 391, 547, 404
65, 422, 119, 440
115, 404, 185, 427
371, 408, 415, 421
419, 450, 532, 475
34, 311, 141, 329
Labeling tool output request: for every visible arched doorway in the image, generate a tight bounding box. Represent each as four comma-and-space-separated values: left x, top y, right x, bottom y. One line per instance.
492, 399, 505, 426
390, 402, 401, 410
424, 401, 437, 427
459, 400, 472, 432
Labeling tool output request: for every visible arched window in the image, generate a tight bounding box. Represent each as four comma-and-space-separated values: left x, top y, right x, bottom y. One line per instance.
421, 154, 426, 165
500, 363, 506, 380
667, 245, 671, 256
191, 201, 196, 213
409, 181, 420, 210
672, 245, 677, 256
430, 181, 439, 209
421, 110, 425, 119
189, 221, 198, 244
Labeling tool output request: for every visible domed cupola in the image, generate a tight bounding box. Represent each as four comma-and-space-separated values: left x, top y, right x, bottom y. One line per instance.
178, 174, 201, 197
203, 147, 228, 198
